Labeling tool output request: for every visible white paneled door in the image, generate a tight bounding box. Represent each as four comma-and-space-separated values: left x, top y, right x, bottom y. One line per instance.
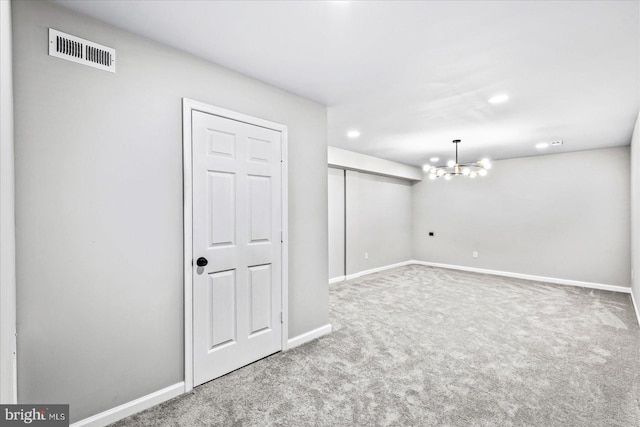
192, 110, 282, 386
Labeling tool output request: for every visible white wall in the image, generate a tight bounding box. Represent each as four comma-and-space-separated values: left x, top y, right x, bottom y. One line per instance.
328, 168, 345, 280
0, 0, 16, 404
13, 1, 327, 423
413, 147, 631, 287
345, 171, 413, 276
630, 112, 640, 302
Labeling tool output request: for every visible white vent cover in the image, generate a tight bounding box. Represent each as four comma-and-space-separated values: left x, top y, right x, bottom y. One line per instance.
48, 28, 116, 73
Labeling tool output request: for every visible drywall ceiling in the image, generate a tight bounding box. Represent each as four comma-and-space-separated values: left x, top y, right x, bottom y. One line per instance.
54, 0, 639, 167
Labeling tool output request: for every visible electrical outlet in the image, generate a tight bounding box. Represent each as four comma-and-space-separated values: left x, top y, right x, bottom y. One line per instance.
473, 251, 478, 258
364, 252, 369, 260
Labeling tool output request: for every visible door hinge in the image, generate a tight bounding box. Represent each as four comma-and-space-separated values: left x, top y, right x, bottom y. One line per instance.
280, 312, 284, 324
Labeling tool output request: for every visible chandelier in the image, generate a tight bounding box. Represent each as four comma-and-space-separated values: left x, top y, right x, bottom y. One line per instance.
424, 139, 491, 180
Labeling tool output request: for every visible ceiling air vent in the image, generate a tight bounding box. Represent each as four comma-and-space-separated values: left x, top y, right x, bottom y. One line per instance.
48, 28, 116, 73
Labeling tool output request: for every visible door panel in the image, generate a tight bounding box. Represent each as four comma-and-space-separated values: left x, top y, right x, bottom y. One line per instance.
208, 172, 236, 247
208, 129, 236, 158
193, 111, 282, 386
249, 264, 272, 335
207, 270, 236, 349
248, 137, 272, 163
248, 175, 271, 242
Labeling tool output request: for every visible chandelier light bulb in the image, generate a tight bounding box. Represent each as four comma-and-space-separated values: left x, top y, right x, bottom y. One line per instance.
422, 165, 431, 172
447, 160, 455, 167
470, 172, 477, 178
462, 168, 470, 175
479, 169, 488, 176
429, 174, 436, 180
445, 174, 452, 180
481, 160, 492, 169
437, 169, 445, 177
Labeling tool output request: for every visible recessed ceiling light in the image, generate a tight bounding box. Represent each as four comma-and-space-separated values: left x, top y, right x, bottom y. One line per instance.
550, 140, 563, 146
430, 157, 439, 162
536, 142, 549, 149
347, 130, 360, 138
488, 94, 509, 104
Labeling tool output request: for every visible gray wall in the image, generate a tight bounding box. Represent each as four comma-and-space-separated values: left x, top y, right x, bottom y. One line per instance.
346, 171, 413, 276
413, 147, 631, 287
630, 112, 640, 299
328, 168, 345, 280
13, 1, 327, 422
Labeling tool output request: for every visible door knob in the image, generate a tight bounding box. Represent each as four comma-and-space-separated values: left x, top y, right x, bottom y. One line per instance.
196, 257, 208, 267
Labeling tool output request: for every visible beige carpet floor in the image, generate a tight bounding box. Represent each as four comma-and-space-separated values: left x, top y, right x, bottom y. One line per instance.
113, 265, 640, 426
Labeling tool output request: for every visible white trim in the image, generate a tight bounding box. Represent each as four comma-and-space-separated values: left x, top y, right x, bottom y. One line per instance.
182, 98, 289, 390
0, 0, 17, 404
280, 128, 289, 351
70, 382, 184, 427
631, 290, 640, 326
343, 260, 414, 282
329, 276, 345, 284
413, 261, 631, 294
181, 99, 194, 393
287, 324, 332, 350
184, 99, 288, 133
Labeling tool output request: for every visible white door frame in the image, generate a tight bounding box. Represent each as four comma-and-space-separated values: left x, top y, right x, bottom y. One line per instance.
182, 98, 289, 392
0, 0, 18, 404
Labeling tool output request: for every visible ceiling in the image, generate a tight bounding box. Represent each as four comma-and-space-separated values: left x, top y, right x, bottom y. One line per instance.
55, 0, 639, 167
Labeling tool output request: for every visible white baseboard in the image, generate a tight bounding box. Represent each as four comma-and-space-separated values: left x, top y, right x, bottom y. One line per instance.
413, 260, 631, 294
71, 382, 185, 427
329, 276, 345, 284
287, 324, 332, 350
631, 290, 640, 326
340, 260, 414, 282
